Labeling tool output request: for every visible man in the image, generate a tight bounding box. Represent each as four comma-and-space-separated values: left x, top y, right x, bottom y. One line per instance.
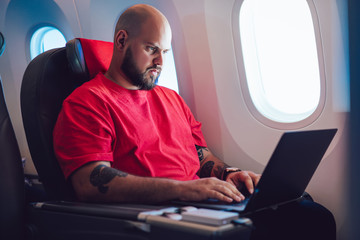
53, 4, 335, 240
54, 4, 259, 204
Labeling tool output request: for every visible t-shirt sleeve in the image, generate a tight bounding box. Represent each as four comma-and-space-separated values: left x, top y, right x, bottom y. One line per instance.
176, 94, 207, 148
189, 112, 207, 148
53, 96, 114, 179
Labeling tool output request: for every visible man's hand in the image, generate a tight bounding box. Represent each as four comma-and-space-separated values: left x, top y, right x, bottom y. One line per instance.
177, 177, 244, 203
195, 145, 261, 198
225, 171, 261, 196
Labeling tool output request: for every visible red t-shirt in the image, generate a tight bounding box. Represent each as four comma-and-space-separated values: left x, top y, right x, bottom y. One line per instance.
53, 73, 207, 180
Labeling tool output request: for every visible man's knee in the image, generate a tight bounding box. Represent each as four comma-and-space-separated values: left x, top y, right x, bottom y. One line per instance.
299, 200, 336, 229
249, 199, 336, 240
284, 200, 336, 239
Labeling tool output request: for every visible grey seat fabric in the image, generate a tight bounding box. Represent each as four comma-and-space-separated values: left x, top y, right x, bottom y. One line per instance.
20, 38, 105, 200
21, 45, 83, 200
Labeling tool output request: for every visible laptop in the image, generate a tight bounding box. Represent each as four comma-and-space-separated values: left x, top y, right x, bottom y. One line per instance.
175, 128, 337, 216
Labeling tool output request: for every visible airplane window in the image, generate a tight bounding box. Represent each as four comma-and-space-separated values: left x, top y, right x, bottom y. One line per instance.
30, 26, 66, 60
156, 49, 179, 93
239, 0, 321, 123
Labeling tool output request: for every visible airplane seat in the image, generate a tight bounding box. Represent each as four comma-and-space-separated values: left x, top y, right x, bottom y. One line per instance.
0, 77, 25, 240
22, 46, 77, 201
20, 38, 153, 239
21, 38, 112, 201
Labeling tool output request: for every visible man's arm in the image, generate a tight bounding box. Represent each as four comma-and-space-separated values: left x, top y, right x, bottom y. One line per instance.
196, 145, 230, 179
71, 161, 242, 203
196, 145, 261, 198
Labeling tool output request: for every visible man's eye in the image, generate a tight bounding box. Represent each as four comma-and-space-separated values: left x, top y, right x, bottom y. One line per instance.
147, 46, 157, 53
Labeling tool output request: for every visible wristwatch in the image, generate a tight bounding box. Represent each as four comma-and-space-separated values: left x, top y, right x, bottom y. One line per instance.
222, 167, 242, 180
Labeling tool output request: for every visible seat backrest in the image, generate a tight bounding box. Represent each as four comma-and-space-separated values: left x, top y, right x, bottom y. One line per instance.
21, 38, 113, 200
0, 77, 25, 240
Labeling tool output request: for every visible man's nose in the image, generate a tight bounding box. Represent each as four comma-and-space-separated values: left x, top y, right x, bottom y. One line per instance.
153, 52, 164, 66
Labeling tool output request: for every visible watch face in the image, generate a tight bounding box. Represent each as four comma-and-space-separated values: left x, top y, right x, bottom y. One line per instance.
223, 167, 241, 180
226, 167, 241, 172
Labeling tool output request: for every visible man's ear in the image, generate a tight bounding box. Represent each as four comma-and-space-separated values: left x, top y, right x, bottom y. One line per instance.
115, 30, 128, 50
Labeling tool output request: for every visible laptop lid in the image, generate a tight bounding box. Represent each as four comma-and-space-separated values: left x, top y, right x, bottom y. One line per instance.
244, 128, 337, 213
175, 129, 337, 214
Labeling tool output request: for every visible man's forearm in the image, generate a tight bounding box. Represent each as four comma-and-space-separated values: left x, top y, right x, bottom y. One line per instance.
196, 145, 230, 179
199, 154, 230, 179
72, 161, 243, 203
73, 162, 181, 203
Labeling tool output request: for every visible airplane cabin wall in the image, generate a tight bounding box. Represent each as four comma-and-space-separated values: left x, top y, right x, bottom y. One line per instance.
168, 1, 349, 237
0, 0, 350, 239
0, 0, 82, 174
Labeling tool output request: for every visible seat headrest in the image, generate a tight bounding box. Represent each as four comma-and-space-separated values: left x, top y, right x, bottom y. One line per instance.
0, 32, 5, 56
66, 38, 113, 80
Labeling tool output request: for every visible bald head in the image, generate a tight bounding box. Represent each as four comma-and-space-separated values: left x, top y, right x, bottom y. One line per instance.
106, 4, 172, 90
114, 4, 169, 40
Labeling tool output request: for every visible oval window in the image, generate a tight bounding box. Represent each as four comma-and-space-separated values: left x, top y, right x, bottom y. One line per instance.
239, 0, 322, 123
156, 48, 179, 93
30, 26, 67, 60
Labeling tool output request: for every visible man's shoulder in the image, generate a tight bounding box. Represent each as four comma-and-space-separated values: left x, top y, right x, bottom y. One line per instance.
65, 74, 106, 102
152, 85, 190, 109
153, 85, 180, 98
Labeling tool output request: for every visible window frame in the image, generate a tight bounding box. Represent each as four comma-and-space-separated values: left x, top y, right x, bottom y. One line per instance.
156, 47, 179, 93
232, 0, 326, 130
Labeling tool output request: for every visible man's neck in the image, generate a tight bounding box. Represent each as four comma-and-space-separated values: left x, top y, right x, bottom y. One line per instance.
104, 71, 139, 90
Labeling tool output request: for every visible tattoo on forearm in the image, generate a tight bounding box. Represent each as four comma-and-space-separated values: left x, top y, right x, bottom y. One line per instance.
90, 164, 128, 194
195, 145, 209, 162
214, 163, 230, 179
200, 161, 214, 178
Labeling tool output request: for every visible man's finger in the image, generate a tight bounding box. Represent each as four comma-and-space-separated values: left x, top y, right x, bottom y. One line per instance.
237, 171, 255, 194
214, 181, 244, 202
210, 190, 234, 203
248, 172, 261, 186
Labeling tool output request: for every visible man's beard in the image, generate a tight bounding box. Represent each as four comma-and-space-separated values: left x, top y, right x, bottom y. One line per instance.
121, 47, 161, 90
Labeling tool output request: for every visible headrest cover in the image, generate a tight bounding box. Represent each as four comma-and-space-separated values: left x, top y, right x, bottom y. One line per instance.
78, 38, 113, 79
